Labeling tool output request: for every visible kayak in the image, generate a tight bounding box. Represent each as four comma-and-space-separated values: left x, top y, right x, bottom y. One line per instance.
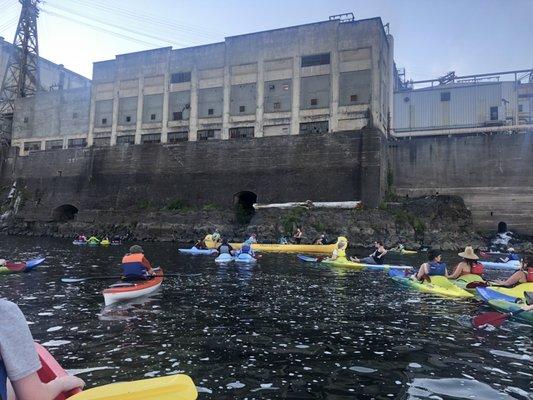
390, 248, 418, 255
234, 253, 257, 265
477, 282, 533, 303
101, 239, 110, 246
0, 257, 46, 275
103, 268, 164, 306
480, 260, 521, 270
73, 240, 87, 245
178, 247, 217, 255
204, 234, 339, 254
453, 274, 484, 293
487, 300, 533, 326
35, 342, 198, 399
215, 253, 234, 263
111, 241, 122, 246
297, 254, 413, 271
388, 269, 474, 299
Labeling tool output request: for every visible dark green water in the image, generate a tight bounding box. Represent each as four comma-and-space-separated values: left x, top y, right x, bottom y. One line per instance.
0, 236, 531, 399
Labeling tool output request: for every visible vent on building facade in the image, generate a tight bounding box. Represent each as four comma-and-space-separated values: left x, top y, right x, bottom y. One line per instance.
350, 94, 358, 102
440, 92, 451, 101
126, 116, 131, 123
273, 102, 281, 110
301, 53, 330, 68
310, 98, 318, 106
208, 108, 214, 115
171, 71, 191, 83
239, 105, 246, 113
150, 113, 156, 121
102, 118, 107, 125
173, 111, 182, 121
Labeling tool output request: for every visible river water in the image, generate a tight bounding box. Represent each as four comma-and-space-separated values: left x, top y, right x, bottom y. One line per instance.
0, 236, 531, 399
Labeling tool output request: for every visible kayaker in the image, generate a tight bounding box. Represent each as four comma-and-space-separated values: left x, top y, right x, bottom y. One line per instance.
0, 299, 85, 400
413, 249, 448, 280
449, 246, 484, 279
313, 234, 326, 245
217, 238, 234, 255
239, 243, 255, 258
76, 234, 87, 243
194, 238, 208, 249
121, 245, 155, 280
493, 256, 532, 287
87, 235, 100, 245
326, 237, 348, 261
350, 241, 387, 265
279, 236, 289, 244
498, 247, 520, 263
211, 229, 221, 243
293, 227, 303, 244
244, 233, 257, 245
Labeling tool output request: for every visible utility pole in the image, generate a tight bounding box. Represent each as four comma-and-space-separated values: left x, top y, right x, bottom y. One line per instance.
0, 0, 41, 146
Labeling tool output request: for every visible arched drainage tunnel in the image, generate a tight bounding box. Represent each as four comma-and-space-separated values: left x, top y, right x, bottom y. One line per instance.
52, 204, 79, 222
233, 191, 257, 224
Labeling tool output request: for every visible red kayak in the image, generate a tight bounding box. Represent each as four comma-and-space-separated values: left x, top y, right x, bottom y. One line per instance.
102, 268, 164, 306
36, 343, 81, 399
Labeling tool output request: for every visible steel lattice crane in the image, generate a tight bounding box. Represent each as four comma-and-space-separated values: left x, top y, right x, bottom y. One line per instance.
0, 0, 41, 146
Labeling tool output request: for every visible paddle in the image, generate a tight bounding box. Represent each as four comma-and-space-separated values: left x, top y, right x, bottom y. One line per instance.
472, 308, 527, 328
70, 374, 197, 400
465, 281, 508, 289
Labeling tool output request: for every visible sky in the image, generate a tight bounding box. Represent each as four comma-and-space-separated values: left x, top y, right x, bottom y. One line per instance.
0, 0, 532, 80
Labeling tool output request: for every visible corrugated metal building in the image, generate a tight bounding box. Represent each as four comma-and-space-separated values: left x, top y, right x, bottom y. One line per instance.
393, 81, 530, 135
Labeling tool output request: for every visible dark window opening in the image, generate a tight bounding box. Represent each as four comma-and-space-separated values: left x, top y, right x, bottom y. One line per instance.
229, 127, 254, 139
300, 121, 329, 135
150, 113, 156, 121
208, 108, 214, 115
350, 94, 358, 102
101, 118, 107, 125
269, 84, 275, 91
497, 221, 507, 233
440, 92, 451, 101
273, 102, 281, 110
233, 191, 257, 224
141, 133, 161, 144
23, 117, 29, 123
171, 71, 191, 84
239, 105, 246, 113
53, 204, 79, 222
23, 141, 41, 152
72, 112, 78, 119
168, 131, 188, 143
198, 129, 216, 140
125, 116, 131, 123
518, 104, 523, 112
68, 138, 87, 148
117, 135, 135, 145
301, 53, 330, 67
310, 98, 318, 106
45, 140, 63, 150
173, 111, 182, 121
490, 106, 499, 121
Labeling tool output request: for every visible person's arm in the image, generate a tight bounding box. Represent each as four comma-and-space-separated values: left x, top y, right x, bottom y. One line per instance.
142, 256, 154, 274
494, 271, 523, 287
10, 373, 84, 400
448, 263, 463, 279
416, 263, 427, 280
378, 249, 387, 258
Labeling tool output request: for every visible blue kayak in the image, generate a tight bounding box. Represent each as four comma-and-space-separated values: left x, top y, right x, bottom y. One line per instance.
25, 257, 46, 271
234, 253, 257, 264
215, 253, 234, 263
479, 260, 520, 270
179, 247, 217, 255
476, 287, 519, 303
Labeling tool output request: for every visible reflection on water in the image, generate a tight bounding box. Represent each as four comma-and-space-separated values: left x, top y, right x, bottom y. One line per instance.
0, 236, 531, 399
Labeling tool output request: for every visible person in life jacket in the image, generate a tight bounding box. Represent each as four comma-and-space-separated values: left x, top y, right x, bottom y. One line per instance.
494, 256, 533, 287
413, 250, 448, 281
238, 243, 255, 258
244, 233, 257, 246
121, 245, 155, 280
86, 235, 100, 245
498, 247, 520, 263
0, 299, 85, 400
217, 238, 234, 255
327, 237, 348, 261
211, 229, 221, 243
449, 246, 484, 279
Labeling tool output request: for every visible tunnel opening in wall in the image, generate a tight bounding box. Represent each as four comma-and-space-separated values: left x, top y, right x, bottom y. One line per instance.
497, 221, 508, 233
52, 204, 79, 222
233, 191, 257, 224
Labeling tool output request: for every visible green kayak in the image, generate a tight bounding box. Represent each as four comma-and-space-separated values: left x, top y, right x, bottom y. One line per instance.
488, 300, 533, 326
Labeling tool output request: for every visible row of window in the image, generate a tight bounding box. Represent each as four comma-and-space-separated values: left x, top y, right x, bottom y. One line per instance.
168, 53, 331, 84
21, 122, 330, 153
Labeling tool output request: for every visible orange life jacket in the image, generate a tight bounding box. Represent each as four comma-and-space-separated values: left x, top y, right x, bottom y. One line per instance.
121, 253, 151, 277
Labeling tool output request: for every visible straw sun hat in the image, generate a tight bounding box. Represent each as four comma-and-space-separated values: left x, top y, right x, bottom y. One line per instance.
458, 246, 479, 260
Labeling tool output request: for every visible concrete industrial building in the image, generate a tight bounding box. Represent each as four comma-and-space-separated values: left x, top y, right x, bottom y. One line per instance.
10, 17, 394, 153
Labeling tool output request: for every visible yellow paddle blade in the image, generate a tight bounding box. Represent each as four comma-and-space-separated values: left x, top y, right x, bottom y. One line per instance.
70, 374, 197, 400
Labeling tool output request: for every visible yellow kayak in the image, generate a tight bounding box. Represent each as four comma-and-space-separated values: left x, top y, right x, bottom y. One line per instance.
321, 257, 365, 270
204, 235, 340, 254
71, 375, 197, 400
101, 239, 110, 246
487, 282, 533, 300
390, 248, 418, 255
389, 270, 474, 299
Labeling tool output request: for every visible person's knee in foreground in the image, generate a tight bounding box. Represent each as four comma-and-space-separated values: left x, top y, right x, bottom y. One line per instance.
0, 299, 84, 400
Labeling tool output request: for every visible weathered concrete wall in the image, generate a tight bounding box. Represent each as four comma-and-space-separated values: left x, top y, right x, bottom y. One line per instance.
2, 130, 385, 222
391, 131, 533, 234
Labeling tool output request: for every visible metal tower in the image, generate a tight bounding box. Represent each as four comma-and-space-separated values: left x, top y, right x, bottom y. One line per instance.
0, 0, 41, 146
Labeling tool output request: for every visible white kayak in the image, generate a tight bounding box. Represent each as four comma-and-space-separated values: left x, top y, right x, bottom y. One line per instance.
102, 268, 164, 306
234, 253, 257, 265
215, 253, 234, 264
479, 260, 521, 270
178, 247, 217, 255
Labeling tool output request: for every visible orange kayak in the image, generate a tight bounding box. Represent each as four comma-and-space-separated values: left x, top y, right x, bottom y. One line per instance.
103, 268, 164, 306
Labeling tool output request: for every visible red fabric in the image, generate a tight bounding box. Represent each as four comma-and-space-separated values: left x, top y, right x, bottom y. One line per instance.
122, 253, 152, 271
471, 262, 484, 275
527, 267, 533, 282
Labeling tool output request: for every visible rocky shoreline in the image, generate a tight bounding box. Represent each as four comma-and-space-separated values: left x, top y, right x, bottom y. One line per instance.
2, 195, 532, 252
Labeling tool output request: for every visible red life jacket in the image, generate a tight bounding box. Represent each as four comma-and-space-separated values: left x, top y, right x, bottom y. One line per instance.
471, 262, 484, 275
527, 267, 533, 282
